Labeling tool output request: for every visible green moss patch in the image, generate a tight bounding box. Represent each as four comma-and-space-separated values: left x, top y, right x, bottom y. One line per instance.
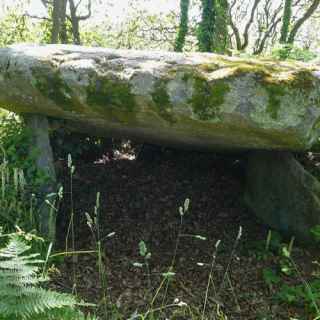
265, 84, 286, 120
151, 80, 176, 123
291, 70, 317, 91
199, 63, 219, 73
260, 69, 320, 120
190, 76, 230, 121
87, 76, 136, 112
31, 68, 74, 109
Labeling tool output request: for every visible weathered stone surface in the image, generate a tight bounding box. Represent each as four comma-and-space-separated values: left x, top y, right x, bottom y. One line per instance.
0, 44, 320, 151
23, 114, 57, 241
245, 151, 320, 242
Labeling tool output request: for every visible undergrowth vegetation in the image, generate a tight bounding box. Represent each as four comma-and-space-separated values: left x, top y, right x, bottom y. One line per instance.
1, 0, 320, 317
0, 114, 320, 319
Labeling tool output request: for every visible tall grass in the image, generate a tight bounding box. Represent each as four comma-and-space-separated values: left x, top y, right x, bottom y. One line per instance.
1, 148, 319, 319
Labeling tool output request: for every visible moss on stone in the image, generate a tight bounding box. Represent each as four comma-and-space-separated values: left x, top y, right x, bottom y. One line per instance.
31, 69, 74, 109
151, 80, 176, 123
190, 76, 230, 121
258, 69, 320, 120
87, 76, 136, 112
264, 83, 286, 120
291, 70, 316, 90
199, 63, 219, 73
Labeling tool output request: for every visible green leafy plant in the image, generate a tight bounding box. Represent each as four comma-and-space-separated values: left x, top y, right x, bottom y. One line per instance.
262, 268, 281, 290
277, 281, 320, 315
0, 161, 38, 234
311, 225, 320, 242
272, 44, 317, 61
0, 113, 49, 188
0, 233, 81, 320
0, 158, 60, 242
248, 230, 282, 261
133, 240, 152, 289
260, 234, 320, 318
0, 114, 31, 170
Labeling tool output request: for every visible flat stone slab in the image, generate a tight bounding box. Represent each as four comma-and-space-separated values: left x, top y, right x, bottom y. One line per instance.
1, 44, 320, 151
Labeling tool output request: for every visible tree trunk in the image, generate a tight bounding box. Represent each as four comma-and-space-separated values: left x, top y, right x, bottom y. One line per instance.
69, 0, 81, 45
198, 0, 216, 52
279, 0, 292, 43
212, 0, 229, 53
59, 0, 68, 44
174, 0, 190, 52
50, 0, 65, 44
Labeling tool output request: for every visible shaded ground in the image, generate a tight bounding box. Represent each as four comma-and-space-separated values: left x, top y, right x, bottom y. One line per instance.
51, 146, 319, 320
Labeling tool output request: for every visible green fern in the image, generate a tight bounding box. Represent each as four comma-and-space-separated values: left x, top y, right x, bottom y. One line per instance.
32, 308, 99, 320
0, 235, 78, 319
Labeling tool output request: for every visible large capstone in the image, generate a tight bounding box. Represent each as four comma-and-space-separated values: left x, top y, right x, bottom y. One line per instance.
0, 44, 320, 151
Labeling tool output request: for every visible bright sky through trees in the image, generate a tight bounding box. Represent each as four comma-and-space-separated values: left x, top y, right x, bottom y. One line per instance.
11, 0, 181, 22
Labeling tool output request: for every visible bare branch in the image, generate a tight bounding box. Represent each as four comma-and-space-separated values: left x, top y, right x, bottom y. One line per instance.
288, 0, 320, 43
23, 13, 50, 21
241, 0, 262, 50
254, 16, 282, 54
41, 0, 52, 8
78, 0, 92, 20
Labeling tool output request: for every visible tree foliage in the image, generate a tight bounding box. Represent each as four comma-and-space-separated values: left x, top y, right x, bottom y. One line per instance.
0, 0, 320, 57
0, 10, 35, 47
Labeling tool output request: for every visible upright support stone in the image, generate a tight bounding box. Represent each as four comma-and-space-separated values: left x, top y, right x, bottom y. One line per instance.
23, 114, 57, 242
245, 151, 320, 243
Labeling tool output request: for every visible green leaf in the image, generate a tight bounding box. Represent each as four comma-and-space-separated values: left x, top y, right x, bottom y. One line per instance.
282, 246, 290, 258
161, 271, 176, 279
311, 225, 320, 242
0, 235, 78, 319
139, 241, 147, 257
262, 268, 280, 286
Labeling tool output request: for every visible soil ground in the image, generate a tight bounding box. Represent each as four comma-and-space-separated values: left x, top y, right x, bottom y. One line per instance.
51, 144, 320, 320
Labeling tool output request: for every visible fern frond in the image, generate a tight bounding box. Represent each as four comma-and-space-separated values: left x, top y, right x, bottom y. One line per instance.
0, 235, 78, 319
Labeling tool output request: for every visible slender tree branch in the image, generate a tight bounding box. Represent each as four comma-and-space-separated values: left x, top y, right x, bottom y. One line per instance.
288, 0, 320, 43
241, 0, 262, 50
23, 13, 50, 21
254, 16, 282, 54
228, 1, 242, 50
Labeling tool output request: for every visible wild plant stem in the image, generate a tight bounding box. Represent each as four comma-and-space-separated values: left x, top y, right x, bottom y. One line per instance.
202, 239, 221, 320
98, 240, 109, 318
217, 226, 242, 295
65, 167, 77, 292
161, 215, 183, 308
289, 256, 320, 315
